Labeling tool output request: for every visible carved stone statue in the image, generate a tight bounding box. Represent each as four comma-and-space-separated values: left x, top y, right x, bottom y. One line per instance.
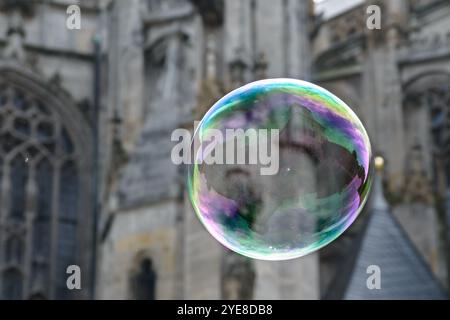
3, 9, 26, 62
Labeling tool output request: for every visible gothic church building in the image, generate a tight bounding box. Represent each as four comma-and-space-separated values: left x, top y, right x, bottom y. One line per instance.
0, 0, 448, 299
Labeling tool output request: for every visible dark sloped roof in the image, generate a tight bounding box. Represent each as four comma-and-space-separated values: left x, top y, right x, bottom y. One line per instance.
344, 175, 447, 300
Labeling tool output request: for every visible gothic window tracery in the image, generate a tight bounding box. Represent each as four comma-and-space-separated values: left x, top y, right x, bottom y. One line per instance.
0, 77, 83, 299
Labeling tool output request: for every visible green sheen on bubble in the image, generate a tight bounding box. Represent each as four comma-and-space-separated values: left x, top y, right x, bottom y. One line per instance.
187, 78, 372, 261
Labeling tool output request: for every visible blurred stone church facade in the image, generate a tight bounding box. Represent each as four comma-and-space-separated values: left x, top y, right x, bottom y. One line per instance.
0, 0, 448, 299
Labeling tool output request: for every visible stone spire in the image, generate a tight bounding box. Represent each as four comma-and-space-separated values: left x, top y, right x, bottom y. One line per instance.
195, 34, 223, 120
228, 47, 247, 89
253, 52, 268, 80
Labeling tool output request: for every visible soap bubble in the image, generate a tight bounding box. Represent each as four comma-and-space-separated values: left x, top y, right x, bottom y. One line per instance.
187, 79, 372, 260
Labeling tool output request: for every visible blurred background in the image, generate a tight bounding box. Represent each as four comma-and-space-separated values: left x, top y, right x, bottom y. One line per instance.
0, 0, 449, 300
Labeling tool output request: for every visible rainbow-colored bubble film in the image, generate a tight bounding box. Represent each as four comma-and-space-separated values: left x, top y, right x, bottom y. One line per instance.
187, 79, 372, 260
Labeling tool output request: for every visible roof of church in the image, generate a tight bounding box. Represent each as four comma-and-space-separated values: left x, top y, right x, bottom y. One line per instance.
343, 173, 447, 300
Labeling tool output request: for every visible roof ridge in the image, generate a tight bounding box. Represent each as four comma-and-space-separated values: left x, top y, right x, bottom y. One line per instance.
343, 173, 448, 299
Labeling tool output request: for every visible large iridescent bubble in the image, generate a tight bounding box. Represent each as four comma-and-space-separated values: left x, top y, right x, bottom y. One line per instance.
187, 79, 372, 260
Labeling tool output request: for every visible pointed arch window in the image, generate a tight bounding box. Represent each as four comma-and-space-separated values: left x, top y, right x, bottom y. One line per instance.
0, 76, 89, 300
403, 73, 450, 271
403, 74, 449, 189
130, 258, 157, 300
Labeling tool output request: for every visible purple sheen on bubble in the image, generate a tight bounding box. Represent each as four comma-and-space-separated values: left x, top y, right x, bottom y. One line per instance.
187, 79, 372, 260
